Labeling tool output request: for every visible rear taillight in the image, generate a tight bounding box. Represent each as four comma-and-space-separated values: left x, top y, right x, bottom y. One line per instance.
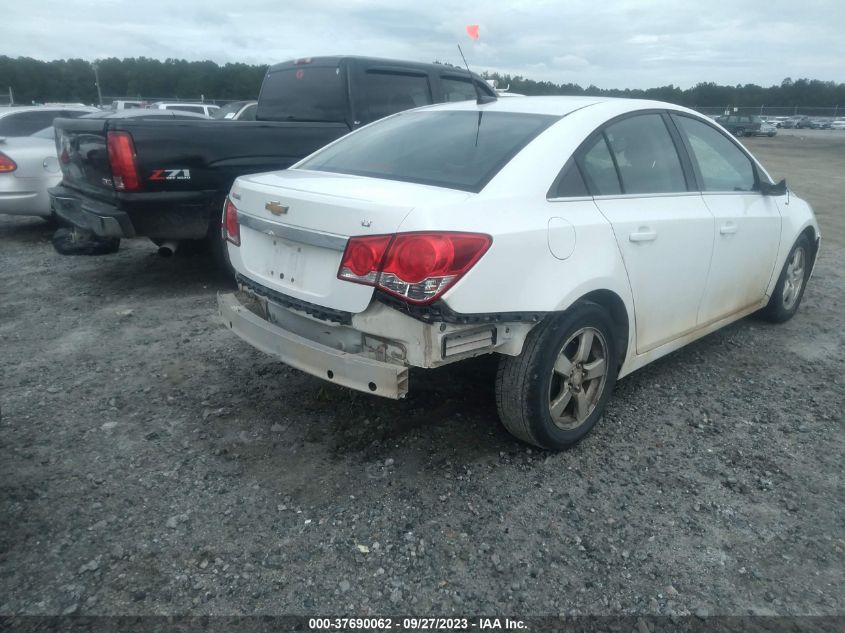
338, 232, 492, 304
223, 198, 240, 246
0, 152, 16, 173
106, 131, 140, 191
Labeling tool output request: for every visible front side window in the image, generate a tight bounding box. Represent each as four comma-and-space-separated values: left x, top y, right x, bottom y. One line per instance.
361, 71, 432, 121
673, 115, 756, 192
603, 114, 687, 194
298, 110, 558, 192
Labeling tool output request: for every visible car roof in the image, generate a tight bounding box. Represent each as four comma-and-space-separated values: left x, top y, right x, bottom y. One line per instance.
150, 102, 214, 107
415, 95, 702, 119
0, 105, 100, 117
267, 55, 489, 80
80, 109, 209, 119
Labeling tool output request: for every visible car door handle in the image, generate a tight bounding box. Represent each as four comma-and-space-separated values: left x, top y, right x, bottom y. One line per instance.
720, 222, 738, 235
629, 229, 657, 243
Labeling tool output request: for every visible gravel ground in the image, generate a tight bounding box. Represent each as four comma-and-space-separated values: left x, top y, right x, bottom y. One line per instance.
1, 131, 843, 617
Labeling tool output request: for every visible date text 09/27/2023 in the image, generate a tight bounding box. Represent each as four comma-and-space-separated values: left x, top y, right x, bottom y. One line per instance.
308, 617, 528, 630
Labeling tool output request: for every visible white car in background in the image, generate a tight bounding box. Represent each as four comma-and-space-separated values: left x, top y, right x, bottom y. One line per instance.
830, 120, 845, 130
218, 97, 820, 450
146, 102, 218, 117
212, 101, 258, 121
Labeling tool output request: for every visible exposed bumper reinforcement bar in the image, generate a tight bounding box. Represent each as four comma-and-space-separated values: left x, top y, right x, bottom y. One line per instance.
218, 292, 409, 399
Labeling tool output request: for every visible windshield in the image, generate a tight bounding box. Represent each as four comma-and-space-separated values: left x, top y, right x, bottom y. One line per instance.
213, 102, 246, 119
256, 66, 348, 122
297, 110, 558, 192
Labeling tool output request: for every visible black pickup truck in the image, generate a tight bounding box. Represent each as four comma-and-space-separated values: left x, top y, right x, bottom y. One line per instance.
49, 56, 496, 265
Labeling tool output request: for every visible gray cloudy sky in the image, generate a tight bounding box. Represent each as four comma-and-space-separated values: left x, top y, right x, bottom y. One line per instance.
3, 0, 843, 88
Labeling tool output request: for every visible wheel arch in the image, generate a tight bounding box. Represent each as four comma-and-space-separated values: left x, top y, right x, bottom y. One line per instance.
569, 289, 630, 369
799, 224, 820, 267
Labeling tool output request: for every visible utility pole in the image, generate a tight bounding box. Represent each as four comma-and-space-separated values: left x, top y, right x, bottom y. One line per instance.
92, 63, 103, 107
8, 86, 12, 106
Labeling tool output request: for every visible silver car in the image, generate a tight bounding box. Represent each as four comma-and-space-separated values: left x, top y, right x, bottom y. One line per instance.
0, 105, 99, 137
0, 126, 63, 217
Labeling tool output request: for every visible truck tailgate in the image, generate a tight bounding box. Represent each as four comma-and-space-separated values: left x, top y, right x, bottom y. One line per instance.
54, 117, 351, 200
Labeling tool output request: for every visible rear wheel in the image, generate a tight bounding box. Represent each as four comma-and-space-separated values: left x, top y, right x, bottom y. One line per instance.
735, 128, 746, 137
495, 302, 619, 450
759, 235, 812, 323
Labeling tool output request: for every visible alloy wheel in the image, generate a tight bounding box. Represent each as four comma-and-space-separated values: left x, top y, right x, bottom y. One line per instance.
782, 246, 806, 310
548, 327, 609, 430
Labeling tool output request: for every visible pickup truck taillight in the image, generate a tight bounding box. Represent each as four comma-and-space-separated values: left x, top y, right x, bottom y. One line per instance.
0, 152, 16, 173
338, 232, 492, 304
223, 198, 240, 246
106, 131, 140, 191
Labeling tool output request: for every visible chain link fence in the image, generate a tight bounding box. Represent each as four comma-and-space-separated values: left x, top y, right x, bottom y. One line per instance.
694, 105, 842, 118
100, 95, 246, 108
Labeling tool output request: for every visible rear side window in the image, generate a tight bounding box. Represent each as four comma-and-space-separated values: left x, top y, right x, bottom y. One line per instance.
604, 114, 687, 194
441, 77, 478, 102
361, 71, 432, 121
257, 66, 349, 123
0, 110, 62, 136
673, 115, 756, 192
298, 111, 558, 193
553, 158, 589, 198
579, 135, 622, 195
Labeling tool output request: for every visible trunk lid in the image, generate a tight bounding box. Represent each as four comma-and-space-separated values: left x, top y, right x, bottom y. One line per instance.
231, 169, 471, 314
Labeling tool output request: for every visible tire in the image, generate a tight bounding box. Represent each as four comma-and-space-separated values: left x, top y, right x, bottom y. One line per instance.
759, 235, 812, 323
735, 128, 745, 137
52, 227, 120, 256
495, 301, 620, 450
768, 132, 776, 137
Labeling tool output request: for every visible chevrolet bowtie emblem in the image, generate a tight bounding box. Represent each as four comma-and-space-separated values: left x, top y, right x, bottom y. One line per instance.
265, 201, 289, 216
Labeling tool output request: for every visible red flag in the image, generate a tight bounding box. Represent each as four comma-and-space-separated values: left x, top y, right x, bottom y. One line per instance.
466, 24, 480, 40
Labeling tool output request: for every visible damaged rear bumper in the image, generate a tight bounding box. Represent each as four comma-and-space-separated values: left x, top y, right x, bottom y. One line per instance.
218, 292, 410, 399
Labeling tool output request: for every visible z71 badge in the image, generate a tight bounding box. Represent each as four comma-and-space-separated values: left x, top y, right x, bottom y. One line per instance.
149, 169, 191, 181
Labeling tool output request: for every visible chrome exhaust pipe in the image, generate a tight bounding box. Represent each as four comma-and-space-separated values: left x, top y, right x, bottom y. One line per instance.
157, 241, 179, 257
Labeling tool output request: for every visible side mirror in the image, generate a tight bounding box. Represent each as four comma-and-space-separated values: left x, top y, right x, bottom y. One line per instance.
760, 178, 787, 196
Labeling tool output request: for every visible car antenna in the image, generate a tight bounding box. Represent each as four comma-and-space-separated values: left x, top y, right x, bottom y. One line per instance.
457, 44, 497, 105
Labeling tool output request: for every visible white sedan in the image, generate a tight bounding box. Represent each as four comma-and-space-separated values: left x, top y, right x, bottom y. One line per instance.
218, 96, 820, 450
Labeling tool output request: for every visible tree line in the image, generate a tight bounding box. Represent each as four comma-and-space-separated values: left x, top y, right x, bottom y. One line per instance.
484, 73, 845, 108
1, 55, 843, 108
0, 56, 267, 104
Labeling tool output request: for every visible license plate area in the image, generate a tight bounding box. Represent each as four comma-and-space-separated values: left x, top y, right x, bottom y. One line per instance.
269, 236, 304, 287
241, 227, 346, 299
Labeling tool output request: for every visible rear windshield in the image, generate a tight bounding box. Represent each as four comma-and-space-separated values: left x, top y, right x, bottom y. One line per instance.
297, 111, 558, 192
256, 66, 348, 123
